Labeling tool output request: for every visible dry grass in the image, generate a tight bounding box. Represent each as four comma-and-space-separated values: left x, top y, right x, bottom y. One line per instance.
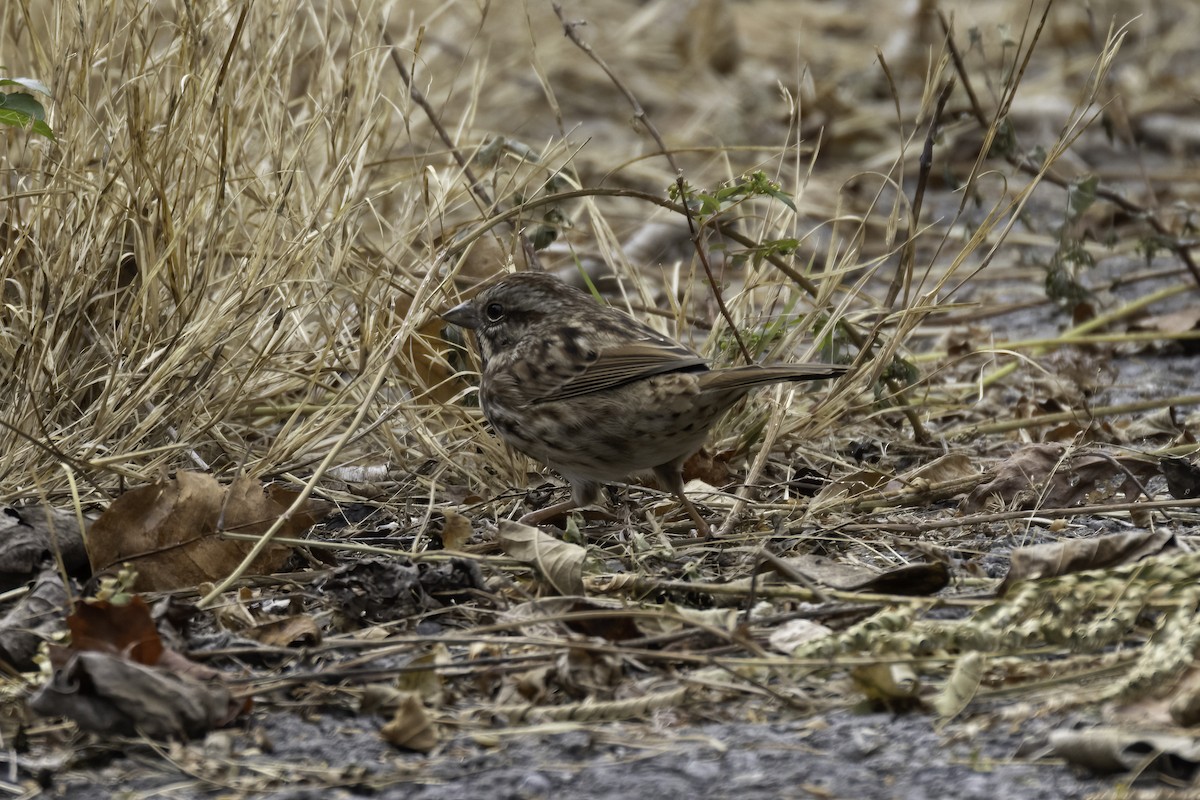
6, 0, 1200, 790
1, 0, 1185, 510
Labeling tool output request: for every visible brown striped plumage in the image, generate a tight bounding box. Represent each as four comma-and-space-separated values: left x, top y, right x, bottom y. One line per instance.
442, 272, 844, 536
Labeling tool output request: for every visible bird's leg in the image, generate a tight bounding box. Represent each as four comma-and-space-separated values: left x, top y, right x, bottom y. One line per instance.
653, 464, 713, 539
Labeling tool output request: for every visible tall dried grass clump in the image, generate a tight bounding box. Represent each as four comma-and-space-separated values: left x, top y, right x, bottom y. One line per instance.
0, 1, 481, 503
0, 0, 1128, 519
0, 0, 859, 511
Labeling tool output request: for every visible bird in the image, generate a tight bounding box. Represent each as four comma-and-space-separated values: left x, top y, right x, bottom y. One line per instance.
442, 271, 845, 537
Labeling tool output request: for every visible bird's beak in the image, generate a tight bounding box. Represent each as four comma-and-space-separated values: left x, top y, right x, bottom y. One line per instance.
441, 299, 481, 330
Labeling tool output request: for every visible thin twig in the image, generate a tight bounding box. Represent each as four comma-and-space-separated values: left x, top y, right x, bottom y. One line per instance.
550, 3, 753, 363
938, 8, 1200, 288
382, 29, 541, 271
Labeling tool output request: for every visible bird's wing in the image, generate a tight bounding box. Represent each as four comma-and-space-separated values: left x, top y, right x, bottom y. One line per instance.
532, 340, 707, 403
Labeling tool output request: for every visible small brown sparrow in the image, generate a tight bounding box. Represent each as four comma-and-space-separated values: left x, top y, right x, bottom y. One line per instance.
443, 272, 845, 536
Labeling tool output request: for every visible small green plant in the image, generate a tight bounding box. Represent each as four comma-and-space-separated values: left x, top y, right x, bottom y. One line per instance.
671, 169, 797, 217
0, 74, 55, 140
1044, 173, 1098, 307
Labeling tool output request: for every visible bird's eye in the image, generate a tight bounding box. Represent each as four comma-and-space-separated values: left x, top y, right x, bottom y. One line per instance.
485, 302, 505, 322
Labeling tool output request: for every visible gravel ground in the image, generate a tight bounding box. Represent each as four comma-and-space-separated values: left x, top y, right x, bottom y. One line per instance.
46, 707, 1118, 800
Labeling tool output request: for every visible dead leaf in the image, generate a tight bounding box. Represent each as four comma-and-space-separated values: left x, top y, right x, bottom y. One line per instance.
680, 447, 733, 487
68, 596, 163, 665
998, 530, 1177, 594
932, 651, 985, 720
906, 453, 979, 485
0, 573, 68, 670
1049, 727, 1200, 779
499, 596, 638, 641
86, 472, 328, 591
961, 444, 1065, 512
29, 650, 241, 737
816, 467, 891, 502
1161, 456, 1200, 500
767, 619, 833, 655
0, 504, 90, 590
1130, 307, 1200, 336
852, 662, 920, 705
764, 554, 949, 597
394, 646, 451, 705
962, 445, 1158, 512
380, 692, 439, 753
318, 557, 484, 628
242, 615, 322, 648
438, 510, 474, 550
554, 646, 623, 698
497, 520, 585, 596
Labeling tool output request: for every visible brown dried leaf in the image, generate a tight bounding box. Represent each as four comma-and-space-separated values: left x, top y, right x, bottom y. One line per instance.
962, 445, 1158, 512
900, 453, 979, 486
242, 615, 322, 648
497, 520, 585, 596
67, 596, 163, 665
86, 472, 327, 591
439, 509, 474, 550
815, 467, 891, 503
680, 447, 733, 487
767, 554, 949, 597
962, 444, 1065, 512
998, 530, 1177, 594
29, 650, 242, 737
380, 692, 439, 753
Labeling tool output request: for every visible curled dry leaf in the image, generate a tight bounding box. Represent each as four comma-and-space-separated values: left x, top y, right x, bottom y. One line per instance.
636, 602, 740, 636
499, 596, 639, 641
30, 595, 246, 737
0, 573, 68, 670
86, 472, 329, 591
497, 520, 586, 596
242, 615, 322, 648
380, 692, 439, 753
30, 651, 241, 737
394, 645, 452, 705
1049, 727, 1200, 779
851, 662, 920, 706
765, 553, 949, 597
0, 504, 90, 590
438, 509, 474, 550
932, 651, 986, 721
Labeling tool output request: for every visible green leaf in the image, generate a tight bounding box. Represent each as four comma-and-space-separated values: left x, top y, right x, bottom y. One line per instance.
0, 91, 46, 120
765, 186, 797, 212
0, 77, 52, 96
0, 93, 55, 140
1066, 174, 1099, 221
